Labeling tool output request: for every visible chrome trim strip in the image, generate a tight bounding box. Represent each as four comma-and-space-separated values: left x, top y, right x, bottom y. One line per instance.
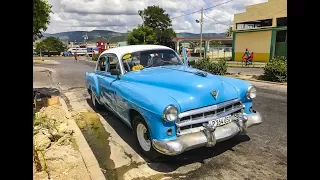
179, 126, 204, 136
178, 98, 241, 118
176, 105, 243, 127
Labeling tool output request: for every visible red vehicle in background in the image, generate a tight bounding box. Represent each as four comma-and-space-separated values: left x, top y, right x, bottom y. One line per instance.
96, 41, 109, 54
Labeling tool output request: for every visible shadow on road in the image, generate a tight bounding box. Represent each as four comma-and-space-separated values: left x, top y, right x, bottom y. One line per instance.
86, 98, 250, 173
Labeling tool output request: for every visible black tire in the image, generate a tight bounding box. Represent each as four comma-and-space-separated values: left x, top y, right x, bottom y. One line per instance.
133, 115, 162, 161
90, 91, 104, 110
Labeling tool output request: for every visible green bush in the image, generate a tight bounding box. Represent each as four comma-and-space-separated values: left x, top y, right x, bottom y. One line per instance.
92, 53, 100, 61
192, 57, 227, 75
262, 56, 287, 82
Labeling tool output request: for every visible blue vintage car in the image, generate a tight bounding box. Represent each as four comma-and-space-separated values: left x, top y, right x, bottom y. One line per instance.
85, 45, 262, 160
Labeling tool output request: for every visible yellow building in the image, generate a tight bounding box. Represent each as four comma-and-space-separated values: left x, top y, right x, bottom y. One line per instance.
232, 0, 287, 62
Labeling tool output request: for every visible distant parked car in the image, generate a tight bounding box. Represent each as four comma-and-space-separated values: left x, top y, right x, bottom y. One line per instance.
85, 45, 262, 160
62, 51, 73, 56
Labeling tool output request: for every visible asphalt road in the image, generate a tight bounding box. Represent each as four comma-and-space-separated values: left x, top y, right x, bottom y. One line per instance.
34, 59, 287, 180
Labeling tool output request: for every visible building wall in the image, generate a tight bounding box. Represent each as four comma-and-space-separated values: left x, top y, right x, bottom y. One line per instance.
234, 30, 272, 62
233, 0, 287, 30
232, 0, 287, 62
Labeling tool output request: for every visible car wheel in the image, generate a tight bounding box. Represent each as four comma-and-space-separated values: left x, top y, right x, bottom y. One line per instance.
90, 91, 103, 110
133, 115, 162, 161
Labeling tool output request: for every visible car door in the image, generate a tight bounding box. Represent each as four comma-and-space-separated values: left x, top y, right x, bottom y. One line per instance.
94, 54, 108, 105
98, 53, 121, 111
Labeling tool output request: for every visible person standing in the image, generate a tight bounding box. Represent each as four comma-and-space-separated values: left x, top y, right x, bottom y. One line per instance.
74, 51, 78, 62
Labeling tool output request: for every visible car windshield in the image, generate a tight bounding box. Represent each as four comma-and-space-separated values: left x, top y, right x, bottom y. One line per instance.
122, 49, 183, 72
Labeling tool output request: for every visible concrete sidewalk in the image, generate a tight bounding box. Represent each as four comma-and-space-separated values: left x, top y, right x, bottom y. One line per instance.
33, 66, 106, 180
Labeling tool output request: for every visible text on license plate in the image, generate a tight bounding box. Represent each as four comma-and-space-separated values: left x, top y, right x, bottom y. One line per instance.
210, 115, 233, 127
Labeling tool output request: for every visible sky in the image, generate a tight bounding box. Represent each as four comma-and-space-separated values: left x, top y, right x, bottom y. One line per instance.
46, 0, 267, 34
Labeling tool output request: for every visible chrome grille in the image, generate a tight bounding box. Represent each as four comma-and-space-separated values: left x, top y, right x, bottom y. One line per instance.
176, 98, 244, 136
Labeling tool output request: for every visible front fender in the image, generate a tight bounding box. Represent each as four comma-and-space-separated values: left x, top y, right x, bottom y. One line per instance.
85, 72, 100, 97
113, 81, 179, 140
216, 76, 254, 114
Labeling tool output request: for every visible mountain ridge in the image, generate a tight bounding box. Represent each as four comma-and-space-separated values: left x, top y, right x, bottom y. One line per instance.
42, 30, 226, 43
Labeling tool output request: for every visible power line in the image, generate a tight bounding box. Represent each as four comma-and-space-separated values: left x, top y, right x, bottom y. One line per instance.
183, 0, 233, 27
183, 0, 200, 10
203, 14, 231, 27
171, 0, 236, 19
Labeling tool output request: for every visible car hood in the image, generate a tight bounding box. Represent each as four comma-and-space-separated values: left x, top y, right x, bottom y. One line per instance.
122, 65, 239, 112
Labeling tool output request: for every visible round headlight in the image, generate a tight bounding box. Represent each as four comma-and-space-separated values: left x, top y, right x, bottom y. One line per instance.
163, 105, 178, 122
246, 86, 257, 99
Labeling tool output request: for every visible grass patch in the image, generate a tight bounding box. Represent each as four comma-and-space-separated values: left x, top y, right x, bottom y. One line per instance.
70, 136, 79, 151
74, 111, 116, 178
75, 111, 101, 129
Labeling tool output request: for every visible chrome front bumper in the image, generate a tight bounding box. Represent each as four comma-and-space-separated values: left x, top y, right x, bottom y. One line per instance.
152, 111, 262, 155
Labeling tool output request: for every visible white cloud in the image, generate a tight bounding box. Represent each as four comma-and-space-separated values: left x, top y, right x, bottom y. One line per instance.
46, 0, 267, 34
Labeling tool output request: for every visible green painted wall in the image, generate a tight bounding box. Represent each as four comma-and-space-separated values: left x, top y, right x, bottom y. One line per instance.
275, 42, 287, 57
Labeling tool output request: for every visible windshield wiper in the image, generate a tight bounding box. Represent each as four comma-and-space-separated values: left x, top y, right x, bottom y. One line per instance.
140, 63, 155, 70
161, 66, 208, 77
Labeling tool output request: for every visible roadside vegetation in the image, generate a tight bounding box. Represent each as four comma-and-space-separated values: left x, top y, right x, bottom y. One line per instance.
261, 56, 287, 82
189, 57, 227, 75
34, 37, 66, 56
92, 53, 100, 61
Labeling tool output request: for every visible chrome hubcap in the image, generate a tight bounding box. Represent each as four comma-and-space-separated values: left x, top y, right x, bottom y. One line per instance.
136, 123, 151, 152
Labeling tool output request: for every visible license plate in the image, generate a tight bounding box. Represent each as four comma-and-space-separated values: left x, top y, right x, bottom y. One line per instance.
210, 115, 233, 127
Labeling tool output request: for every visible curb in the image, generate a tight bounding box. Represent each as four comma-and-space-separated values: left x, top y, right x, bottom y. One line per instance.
59, 97, 106, 180
225, 75, 286, 86
33, 60, 60, 65
234, 77, 286, 86
227, 66, 264, 68
84, 60, 96, 63
33, 60, 44, 62
245, 78, 287, 86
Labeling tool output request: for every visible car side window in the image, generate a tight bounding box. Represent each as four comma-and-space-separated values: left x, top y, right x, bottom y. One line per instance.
96, 55, 107, 71
106, 55, 121, 73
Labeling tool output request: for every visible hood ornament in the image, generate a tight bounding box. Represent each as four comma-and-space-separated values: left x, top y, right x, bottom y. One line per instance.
194, 71, 208, 77
211, 90, 218, 100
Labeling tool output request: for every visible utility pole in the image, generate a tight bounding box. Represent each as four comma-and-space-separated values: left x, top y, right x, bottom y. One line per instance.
142, 15, 146, 44
84, 33, 88, 49
199, 7, 204, 58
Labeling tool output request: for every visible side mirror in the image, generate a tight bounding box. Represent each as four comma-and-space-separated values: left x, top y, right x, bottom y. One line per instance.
110, 69, 120, 76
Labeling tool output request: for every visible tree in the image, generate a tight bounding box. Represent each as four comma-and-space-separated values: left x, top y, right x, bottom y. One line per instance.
34, 41, 46, 54
225, 26, 232, 37
35, 37, 66, 56
33, 0, 53, 41
138, 6, 176, 47
189, 41, 199, 49
127, 25, 157, 45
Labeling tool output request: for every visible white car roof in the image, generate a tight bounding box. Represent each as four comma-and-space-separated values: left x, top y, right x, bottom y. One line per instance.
100, 45, 173, 58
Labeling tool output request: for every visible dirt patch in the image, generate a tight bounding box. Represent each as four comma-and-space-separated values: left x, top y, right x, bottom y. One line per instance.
33, 105, 90, 180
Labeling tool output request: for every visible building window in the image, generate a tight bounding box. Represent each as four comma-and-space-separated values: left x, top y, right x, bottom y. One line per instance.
236, 19, 272, 30
276, 30, 287, 42
277, 17, 287, 27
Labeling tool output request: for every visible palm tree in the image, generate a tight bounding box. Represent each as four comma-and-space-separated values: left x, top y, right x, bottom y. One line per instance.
225, 27, 233, 37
